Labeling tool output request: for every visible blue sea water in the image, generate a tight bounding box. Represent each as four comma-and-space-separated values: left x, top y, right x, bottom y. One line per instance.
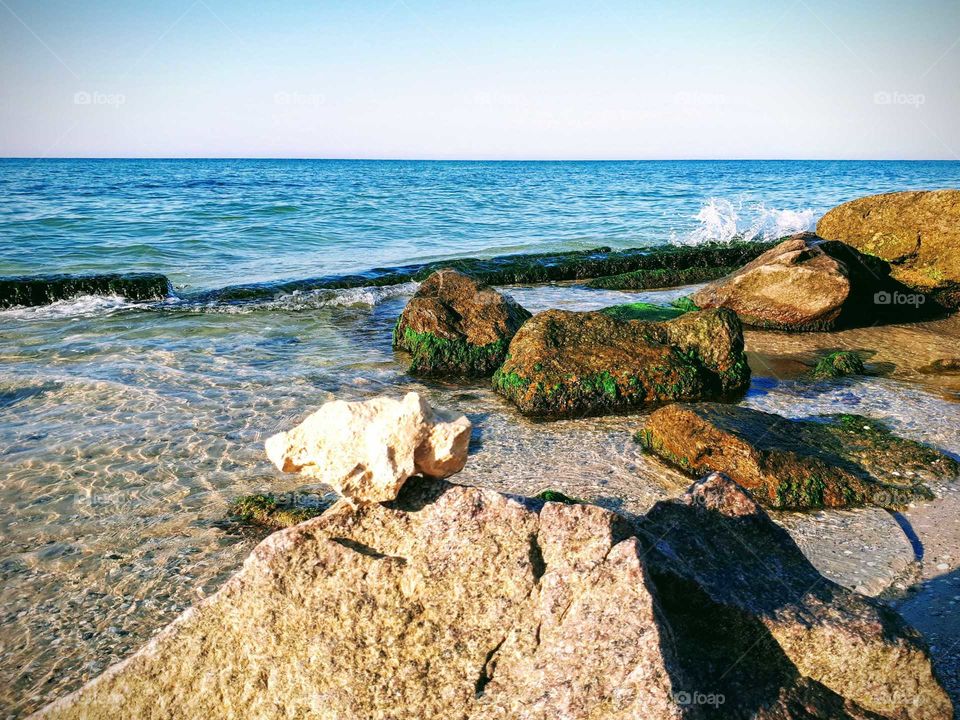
3, 159, 960, 717
3, 159, 960, 290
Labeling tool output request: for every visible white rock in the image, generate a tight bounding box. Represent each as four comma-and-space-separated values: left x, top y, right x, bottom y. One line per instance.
265, 392, 470, 504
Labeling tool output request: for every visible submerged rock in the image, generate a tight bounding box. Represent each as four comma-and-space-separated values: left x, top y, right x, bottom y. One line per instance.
264, 392, 471, 504
36, 475, 950, 719
598, 300, 690, 322
227, 492, 335, 529
0, 272, 171, 309
493, 308, 749, 418
812, 350, 866, 379
393, 269, 531, 376
817, 189, 960, 309
586, 264, 740, 290
918, 357, 960, 375
199, 240, 779, 305
691, 233, 931, 331
638, 403, 958, 510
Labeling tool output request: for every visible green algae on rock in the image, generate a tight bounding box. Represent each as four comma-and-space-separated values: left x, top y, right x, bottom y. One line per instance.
0, 272, 171, 309
638, 403, 959, 510
492, 307, 749, 417
598, 301, 689, 323
587, 264, 740, 290
196, 240, 779, 305
812, 350, 867, 379
393, 269, 531, 376
228, 492, 333, 529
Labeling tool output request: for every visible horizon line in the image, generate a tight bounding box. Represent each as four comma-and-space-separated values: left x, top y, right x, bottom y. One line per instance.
1, 156, 958, 162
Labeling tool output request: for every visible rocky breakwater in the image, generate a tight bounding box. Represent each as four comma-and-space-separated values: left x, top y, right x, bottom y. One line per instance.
817, 189, 960, 310
493, 307, 750, 418
34, 439, 952, 719
0, 272, 172, 309
393, 269, 531, 377
638, 403, 959, 510
690, 232, 936, 331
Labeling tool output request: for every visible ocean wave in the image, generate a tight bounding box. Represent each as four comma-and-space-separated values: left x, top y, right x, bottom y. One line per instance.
672, 198, 816, 246
180, 281, 420, 314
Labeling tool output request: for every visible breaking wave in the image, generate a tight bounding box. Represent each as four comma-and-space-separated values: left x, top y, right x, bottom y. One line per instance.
673, 198, 816, 246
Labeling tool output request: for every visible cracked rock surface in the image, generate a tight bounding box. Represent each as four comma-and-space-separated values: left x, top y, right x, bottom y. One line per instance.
35, 475, 951, 720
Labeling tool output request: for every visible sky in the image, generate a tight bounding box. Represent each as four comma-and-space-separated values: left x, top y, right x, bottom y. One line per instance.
0, 0, 958, 159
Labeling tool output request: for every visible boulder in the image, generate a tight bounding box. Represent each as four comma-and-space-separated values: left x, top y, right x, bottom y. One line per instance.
393, 269, 531, 376
36, 475, 950, 720
637, 403, 958, 509
492, 308, 749, 418
640, 473, 952, 720
812, 350, 866, 379
817, 190, 960, 309
264, 392, 470, 504
691, 233, 930, 331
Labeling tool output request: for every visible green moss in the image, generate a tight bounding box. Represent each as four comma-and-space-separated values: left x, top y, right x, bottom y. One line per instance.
228, 493, 329, 529
773, 475, 828, 509
670, 296, 700, 313
599, 301, 689, 322
586, 265, 738, 290
492, 367, 531, 394
535, 489, 581, 504
812, 351, 866, 379
396, 325, 507, 376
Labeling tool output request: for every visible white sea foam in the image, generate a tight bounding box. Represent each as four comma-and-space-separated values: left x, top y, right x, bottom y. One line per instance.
191, 281, 421, 313
673, 198, 816, 246
0, 294, 147, 321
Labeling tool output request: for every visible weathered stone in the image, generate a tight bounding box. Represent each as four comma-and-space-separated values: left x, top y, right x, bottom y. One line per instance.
0, 272, 171, 309
393, 269, 531, 376
492, 308, 749, 418
812, 350, 866, 379
36, 476, 950, 720
264, 392, 470, 504
640, 473, 952, 720
638, 403, 958, 509
817, 190, 960, 309
691, 233, 930, 331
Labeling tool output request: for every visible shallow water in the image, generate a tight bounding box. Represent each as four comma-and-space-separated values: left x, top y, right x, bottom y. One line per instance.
4, 160, 960, 717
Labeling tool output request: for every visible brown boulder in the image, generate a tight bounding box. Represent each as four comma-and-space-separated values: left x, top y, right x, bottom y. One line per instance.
36, 476, 950, 720
817, 190, 960, 308
691, 233, 932, 331
637, 403, 958, 510
492, 308, 749, 418
393, 269, 531, 376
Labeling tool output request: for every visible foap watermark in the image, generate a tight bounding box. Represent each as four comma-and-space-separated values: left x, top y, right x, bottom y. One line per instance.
74, 90, 126, 107
874, 290, 926, 307
673, 690, 725, 708
873, 91, 925, 108
274, 90, 324, 107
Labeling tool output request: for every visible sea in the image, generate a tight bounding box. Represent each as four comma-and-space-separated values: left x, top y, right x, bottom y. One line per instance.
3, 159, 960, 716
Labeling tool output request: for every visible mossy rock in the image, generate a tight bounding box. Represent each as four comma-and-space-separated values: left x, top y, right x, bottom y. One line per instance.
393, 269, 530, 377
638, 403, 957, 510
587, 264, 738, 290
492, 308, 749, 418
228, 492, 333, 529
535, 489, 581, 505
812, 351, 866, 379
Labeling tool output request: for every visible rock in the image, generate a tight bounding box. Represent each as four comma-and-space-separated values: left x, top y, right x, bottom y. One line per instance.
812, 350, 866, 379
640, 473, 952, 720
691, 233, 930, 331
817, 190, 960, 309
264, 392, 471, 504
586, 264, 740, 290
226, 492, 335, 530
393, 269, 531, 376
637, 403, 958, 509
492, 308, 749, 418
36, 476, 950, 720
918, 358, 960, 375
0, 272, 171, 309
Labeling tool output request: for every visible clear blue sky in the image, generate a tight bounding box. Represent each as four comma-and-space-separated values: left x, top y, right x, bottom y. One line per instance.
1, 0, 958, 159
